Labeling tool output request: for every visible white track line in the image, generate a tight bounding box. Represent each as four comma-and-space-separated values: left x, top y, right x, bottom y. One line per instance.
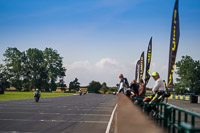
0, 112, 110, 116
0, 118, 108, 124
105, 103, 118, 133
1, 131, 36, 133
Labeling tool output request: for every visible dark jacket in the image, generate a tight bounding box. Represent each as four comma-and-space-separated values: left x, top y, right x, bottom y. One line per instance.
130, 82, 139, 96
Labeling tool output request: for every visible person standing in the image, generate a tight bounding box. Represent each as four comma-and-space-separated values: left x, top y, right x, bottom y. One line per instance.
138, 79, 146, 96
79, 89, 82, 96
129, 79, 139, 96
117, 74, 130, 96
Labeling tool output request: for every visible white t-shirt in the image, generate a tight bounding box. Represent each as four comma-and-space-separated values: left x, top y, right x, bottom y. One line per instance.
152, 78, 165, 93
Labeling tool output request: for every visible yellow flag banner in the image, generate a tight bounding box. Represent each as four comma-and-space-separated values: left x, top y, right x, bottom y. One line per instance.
135, 60, 140, 81
139, 51, 144, 80
168, 0, 180, 87
145, 37, 152, 86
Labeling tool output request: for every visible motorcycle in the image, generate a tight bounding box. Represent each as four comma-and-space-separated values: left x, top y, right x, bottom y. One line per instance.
34, 91, 40, 102
142, 92, 171, 118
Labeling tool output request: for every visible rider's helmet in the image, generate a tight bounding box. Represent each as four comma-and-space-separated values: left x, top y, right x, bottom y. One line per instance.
36, 89, 39, 91
151, 72, 159, 77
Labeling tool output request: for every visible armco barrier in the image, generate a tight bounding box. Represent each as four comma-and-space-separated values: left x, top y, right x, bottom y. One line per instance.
112, 94, 164, 133
164, 104, 200, 133
131, 97, 200, 133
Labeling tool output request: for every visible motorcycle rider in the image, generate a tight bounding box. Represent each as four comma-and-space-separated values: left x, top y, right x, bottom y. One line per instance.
148, 72, 165, 116
150, 72, 165, 104
34, 88, 40, 102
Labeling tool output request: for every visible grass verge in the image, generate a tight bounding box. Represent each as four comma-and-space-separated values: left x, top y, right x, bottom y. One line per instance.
0, 91, 76, 101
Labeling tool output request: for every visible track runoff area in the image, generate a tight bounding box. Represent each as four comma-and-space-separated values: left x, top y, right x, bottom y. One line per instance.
0, 94, 117, 133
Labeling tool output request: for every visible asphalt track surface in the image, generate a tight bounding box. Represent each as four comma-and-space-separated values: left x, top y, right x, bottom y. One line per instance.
0, 94, 117, 133
167, 99, 200, 113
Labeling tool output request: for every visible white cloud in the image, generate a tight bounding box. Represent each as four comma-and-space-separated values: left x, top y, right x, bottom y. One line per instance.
96, 58, 118, 68
68, 60, 90, 70
65, 58, 132, 87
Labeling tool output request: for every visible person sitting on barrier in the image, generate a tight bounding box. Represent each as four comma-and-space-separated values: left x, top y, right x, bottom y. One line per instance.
138, 79, 146, 96
117, 74, 130, 96
147, 72, 165, 115
129, 79, 139, 97
150, 72, 165, 103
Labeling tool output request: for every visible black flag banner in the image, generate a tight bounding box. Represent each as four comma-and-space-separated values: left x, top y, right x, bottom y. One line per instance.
167, 0, 180, 87
145, 37, 152, 86
135, 60, 140, 81
139, 51, 144, 80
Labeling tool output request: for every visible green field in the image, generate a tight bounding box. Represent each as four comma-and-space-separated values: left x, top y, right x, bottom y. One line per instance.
0, 91, 76, 101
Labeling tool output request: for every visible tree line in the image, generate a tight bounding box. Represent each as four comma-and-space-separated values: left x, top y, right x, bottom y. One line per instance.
87, 80, 117, 94
0, 47, 66, 92
2, 48, 197, 94
0, 47, 115, 94
175, 55, 200, 94
68, 78, 117, 94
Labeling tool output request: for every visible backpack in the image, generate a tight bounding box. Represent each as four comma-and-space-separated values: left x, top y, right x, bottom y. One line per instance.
123, 78, 129, 88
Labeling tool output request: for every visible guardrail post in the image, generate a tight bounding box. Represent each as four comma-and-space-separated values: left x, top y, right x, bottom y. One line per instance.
172, 108, 176, 133
164, 104, 169, 128
191, 116, 195, 127
178, 110, 181, 133
184, 113, 188, 123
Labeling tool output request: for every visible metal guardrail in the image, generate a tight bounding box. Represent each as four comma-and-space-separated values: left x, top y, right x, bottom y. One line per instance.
131, 97, 200, 133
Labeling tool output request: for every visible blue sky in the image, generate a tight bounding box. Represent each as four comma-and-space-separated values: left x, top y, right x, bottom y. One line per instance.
0, 0, 200, 87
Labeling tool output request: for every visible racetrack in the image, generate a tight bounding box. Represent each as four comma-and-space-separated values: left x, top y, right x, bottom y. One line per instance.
167, 99, 200, 113
0, 94, 117, 133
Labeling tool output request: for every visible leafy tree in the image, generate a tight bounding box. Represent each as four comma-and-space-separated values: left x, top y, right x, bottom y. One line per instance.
176, 56, 200, 94
0, 64, 10, 94
88, 81, 102, 93
109, 87, 118, 92
43, 48, 66, 91
100, 82, 109, 94
25, 48, 45, 90
69, 78, 80, 91
69, 82, 73, 92
174, 83, 187, 95
3, 47, 24, 91
58, 78, 66, 91
2, 47, 66, 92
